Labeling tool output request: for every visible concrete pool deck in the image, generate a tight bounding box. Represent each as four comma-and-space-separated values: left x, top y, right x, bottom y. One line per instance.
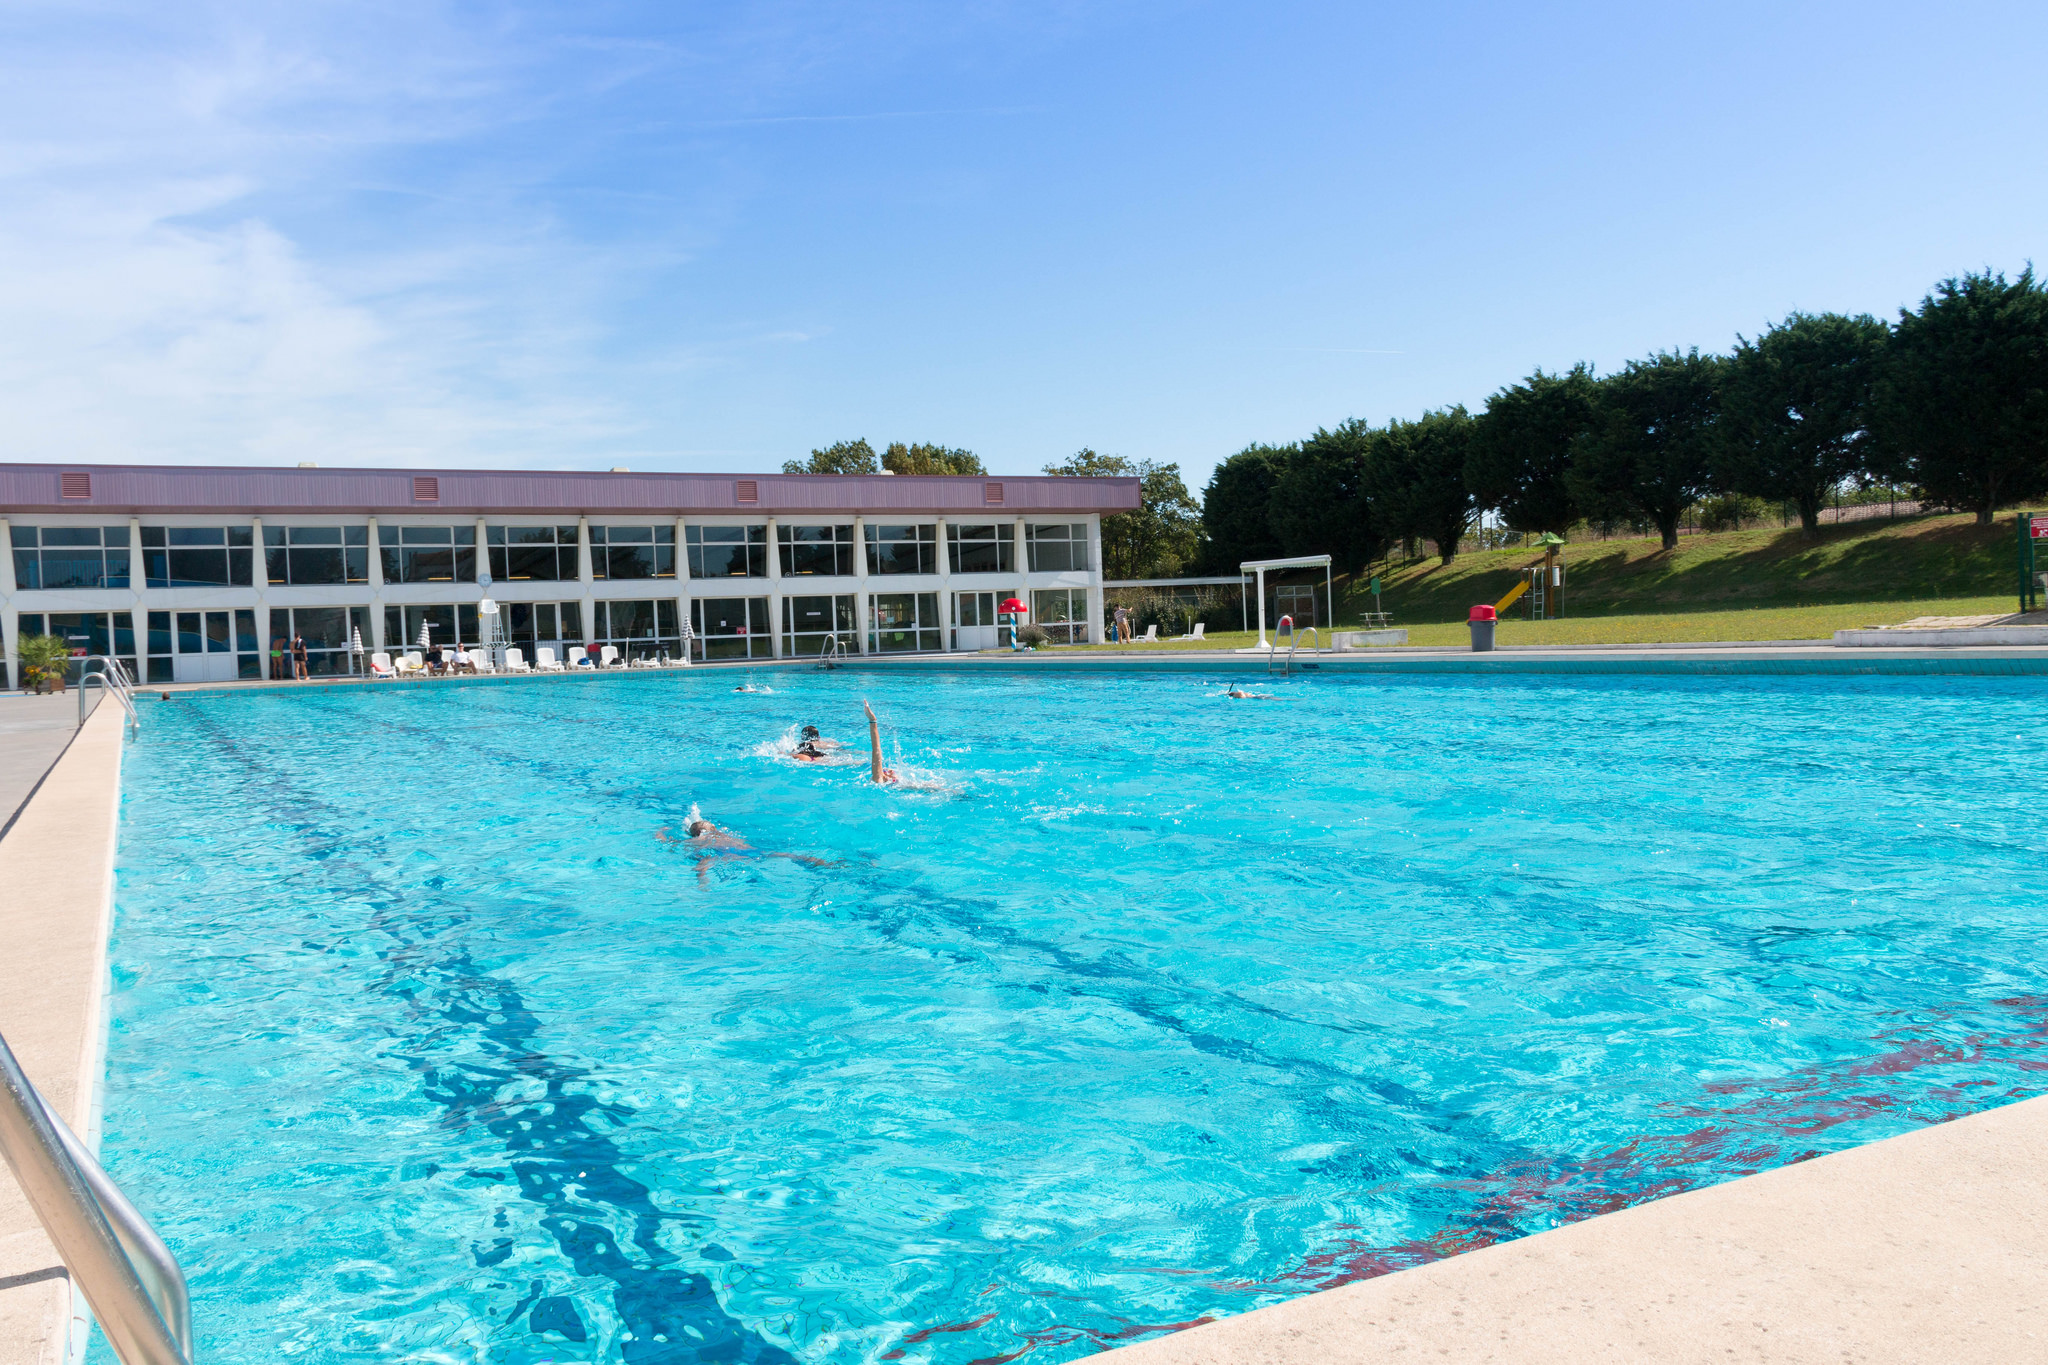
5, 654, 2048, 1363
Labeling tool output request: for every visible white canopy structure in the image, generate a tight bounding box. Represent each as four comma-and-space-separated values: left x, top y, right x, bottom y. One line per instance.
1238, 554, 1334, 650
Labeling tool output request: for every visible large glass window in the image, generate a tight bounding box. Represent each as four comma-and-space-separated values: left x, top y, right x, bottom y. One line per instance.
594, 599, 681, 662
487, 525, 580, 581
137, 608, 255, 682
10, 526, 131, 591
141, 526, 255, 588
691, 596, 771, 660
948, 523, 1014, 575
495, 601, 585, 658
1033, 588, 1090, 644
869, 592, 942, 653
865, 523, 938, 575
686, 525, 767, 579
381, 526, 477, 584
278, 607, 370, 677
1026, 523, 1089, 573
590, 525, 675, 580
384, 604, 484, 655
265, 525, 370, 585
780, 524, 856, 577
782, 594, 855, 657
14, 611, 138, 684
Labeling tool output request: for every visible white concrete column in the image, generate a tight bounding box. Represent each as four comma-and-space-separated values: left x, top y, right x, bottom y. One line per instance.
1014, 516, 1029, 630
674, 515, 690, 662
366, 517, 387, 651
125, 517, 145, 679
1084, 514, 1104, 645
474, 517, 491, 588
934, 517, 954, 650
1, 515, 14, 690
765, 516, 783, 659
250, 515, 271, 676
576, 517, 597, 647
853, 514, 871, 653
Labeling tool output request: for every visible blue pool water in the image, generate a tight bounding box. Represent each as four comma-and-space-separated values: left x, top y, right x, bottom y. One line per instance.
96, 669, 2048, 1363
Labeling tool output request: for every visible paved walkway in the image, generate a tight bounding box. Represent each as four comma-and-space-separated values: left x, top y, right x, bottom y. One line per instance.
0, 694, 80, 838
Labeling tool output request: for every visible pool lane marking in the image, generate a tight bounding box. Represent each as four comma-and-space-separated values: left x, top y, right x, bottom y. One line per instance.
130, 701, 801, 1363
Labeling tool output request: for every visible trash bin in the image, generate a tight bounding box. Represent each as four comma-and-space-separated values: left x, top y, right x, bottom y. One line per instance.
1468, 604, 1496, 652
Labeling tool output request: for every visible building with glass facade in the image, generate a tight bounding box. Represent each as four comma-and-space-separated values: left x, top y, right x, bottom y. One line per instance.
0, 463, 1139, 687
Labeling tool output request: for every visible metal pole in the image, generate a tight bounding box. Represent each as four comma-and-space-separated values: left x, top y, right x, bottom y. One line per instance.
0, 1031, 189, 1365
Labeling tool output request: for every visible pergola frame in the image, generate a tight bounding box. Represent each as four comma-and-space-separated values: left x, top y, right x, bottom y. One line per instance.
1238, 554, 1334, 650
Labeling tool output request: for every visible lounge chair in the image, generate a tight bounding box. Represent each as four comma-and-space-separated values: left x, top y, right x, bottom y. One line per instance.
1139, 624, 1159, 643
567, 646, 590, 668
471, 650, 496, 674
536, 647, 563, 672
505, 647, 530, 673
599, 645, 620, 668
1176, 622, 1207, 642
369, 651, 397, 679
399, 651, 426, 677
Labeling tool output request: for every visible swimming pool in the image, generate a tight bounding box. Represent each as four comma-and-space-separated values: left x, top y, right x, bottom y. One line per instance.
95, 668, 2048, 1363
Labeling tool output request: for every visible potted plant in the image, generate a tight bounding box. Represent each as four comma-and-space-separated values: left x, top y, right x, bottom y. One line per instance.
16, 633, 71, 694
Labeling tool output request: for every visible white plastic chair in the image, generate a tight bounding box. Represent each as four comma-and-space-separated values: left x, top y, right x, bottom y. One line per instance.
471, 650, 496, 674
505, 647, 530, 673
369, 651, 396, 679
536, 647, 563, 672
1176, 622, 1207, 642
567, 646, 590, 668
599, 645, 620, 668
1140, 624, 1159, 643
400, 651, 426, 676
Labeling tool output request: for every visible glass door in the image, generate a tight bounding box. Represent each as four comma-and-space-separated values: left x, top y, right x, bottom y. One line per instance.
172, 610, 240, 682
953, 591, 1000, 651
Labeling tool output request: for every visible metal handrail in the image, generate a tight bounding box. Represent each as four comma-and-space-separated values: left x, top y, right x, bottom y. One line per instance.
0, 1029, 192, 1365
78, 657, 140, 735
817, 635, 844, 670
1270, 627, 1321, 678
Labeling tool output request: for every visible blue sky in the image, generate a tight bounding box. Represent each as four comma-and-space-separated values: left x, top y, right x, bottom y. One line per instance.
2, 2, 2043, 490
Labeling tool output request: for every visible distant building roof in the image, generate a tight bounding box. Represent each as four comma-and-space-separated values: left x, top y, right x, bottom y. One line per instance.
0, 462, 1142, 517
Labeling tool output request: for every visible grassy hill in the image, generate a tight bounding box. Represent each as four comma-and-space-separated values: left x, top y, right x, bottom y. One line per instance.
1347, 512, 2014, 624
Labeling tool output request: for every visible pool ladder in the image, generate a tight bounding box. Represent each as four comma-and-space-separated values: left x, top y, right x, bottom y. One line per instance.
0, 1028, 193, 1365
1267, 627, 1321, 679
817, 635, 846, 670
78, 656, 140, 736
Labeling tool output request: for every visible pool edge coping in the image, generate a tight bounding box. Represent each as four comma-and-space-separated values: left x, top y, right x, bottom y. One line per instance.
0, 703, 123, 1365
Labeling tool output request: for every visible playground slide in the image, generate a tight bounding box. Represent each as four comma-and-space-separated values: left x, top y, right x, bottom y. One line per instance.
1494, 579, 1529, 613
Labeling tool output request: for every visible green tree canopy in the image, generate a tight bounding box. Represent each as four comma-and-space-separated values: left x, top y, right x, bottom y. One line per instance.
882, 442, 985, 475
783, 439, 878, 475
1042, 449, 1199, 578
1366, 407, 1476, 565
1875, 268, 2048, 524
1196, 443, 1291, 571
1468, 365, 1596, 534
1268, 420, 1380, 572
1569, 350, 1725, 550
1719, 312, 1888, 538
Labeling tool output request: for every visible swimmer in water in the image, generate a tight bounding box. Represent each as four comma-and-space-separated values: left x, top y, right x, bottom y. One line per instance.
793, 723, 843, 761
658, 817, 829, 882
1225, 685, 1273, 700
861, 700, 899, 785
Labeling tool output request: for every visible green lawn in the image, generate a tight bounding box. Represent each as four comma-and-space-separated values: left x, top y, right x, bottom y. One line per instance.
1075, 595, 2016, 651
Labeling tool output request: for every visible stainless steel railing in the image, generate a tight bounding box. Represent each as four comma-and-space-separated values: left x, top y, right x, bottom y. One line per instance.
0, 1028, 192, 1364
1268, 627, 1320, 678
78, 656, 140, 736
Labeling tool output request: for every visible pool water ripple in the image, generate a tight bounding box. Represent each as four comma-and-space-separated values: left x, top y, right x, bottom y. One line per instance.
93, 670, 2048, 1363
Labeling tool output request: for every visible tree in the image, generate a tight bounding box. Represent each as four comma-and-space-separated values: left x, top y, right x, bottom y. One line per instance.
1875, 268, 2048, 524
1042, 450, 1200, 578
784, 439, 878, 475
1718, 312, 1888, 538
1366, 407, 1477, 565
1197, 444, 1292, 571
1468, 365, 1596, 534
1267, 420, 1380, 571
1569, 350, 1724, 550
882, 442, 985, 475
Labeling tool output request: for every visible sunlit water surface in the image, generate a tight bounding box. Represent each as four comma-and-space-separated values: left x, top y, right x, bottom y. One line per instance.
93, 668, 2048, 1363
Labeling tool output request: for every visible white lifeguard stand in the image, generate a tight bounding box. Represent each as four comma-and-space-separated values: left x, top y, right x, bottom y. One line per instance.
1236, 554, 1334, 652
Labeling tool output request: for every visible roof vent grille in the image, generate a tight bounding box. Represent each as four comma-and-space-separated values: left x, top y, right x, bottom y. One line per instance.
60, 472, 92, 499
413, 476, 439, 502
735, 479, 759, 505
984, 481, 1004, 506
